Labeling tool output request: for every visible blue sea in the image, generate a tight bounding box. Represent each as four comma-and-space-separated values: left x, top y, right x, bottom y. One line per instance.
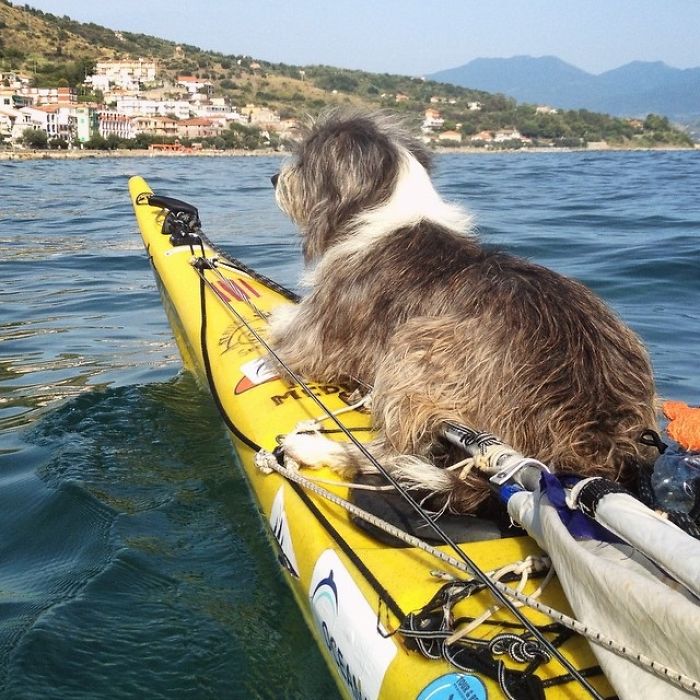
1, 151, 699, 699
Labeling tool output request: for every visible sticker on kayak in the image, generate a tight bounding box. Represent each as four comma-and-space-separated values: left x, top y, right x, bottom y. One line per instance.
269, 487, 299, 578
219, 322, 264, 357
417, 673, 487, 700
213, 277, 260, 302
310, 550, 397, 700
235, 357, 279, 394
270, 383, 341, 406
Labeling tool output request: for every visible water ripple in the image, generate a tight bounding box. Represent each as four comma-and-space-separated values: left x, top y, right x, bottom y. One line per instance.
1, 152, 699, 698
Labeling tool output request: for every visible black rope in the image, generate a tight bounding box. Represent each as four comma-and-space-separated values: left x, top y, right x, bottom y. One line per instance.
542, 666, 610, 690
397, 573, 576, 700
289, 481, 405, 621
198, 274, 260, 452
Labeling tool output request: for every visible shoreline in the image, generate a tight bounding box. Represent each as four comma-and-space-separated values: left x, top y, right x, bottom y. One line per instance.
1, 144, 697, 161
0, 148, 282, 161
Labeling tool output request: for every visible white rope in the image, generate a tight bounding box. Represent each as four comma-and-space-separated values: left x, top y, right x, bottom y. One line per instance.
292, 392, 373, 434
451, 443, 529, 479
446, 555, 555, 644
199, 257, 697, 693
254, 449, 700, 696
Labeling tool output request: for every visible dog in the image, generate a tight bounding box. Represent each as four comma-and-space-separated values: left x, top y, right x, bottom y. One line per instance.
268, 109, 657, 514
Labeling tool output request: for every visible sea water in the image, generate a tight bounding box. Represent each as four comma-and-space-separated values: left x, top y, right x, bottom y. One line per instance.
1, 151, 699, 698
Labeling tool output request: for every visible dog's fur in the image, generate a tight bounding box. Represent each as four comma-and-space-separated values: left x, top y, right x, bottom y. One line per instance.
269, 109, 657, 513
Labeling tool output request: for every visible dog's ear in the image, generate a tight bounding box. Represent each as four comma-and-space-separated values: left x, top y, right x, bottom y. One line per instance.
300, 118, 401, 260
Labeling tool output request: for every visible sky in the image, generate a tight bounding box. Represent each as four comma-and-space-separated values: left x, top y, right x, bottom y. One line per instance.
24, 0, 700, 76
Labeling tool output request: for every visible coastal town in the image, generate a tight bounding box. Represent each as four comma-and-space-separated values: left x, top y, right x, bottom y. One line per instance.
0, 59, 298, 152
0, 57, 633, 153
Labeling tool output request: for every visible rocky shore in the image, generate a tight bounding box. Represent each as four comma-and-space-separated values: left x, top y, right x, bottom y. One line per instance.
1, 144, 697, 161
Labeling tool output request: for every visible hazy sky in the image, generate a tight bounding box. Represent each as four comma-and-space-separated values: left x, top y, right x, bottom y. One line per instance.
26, 0, 700, 76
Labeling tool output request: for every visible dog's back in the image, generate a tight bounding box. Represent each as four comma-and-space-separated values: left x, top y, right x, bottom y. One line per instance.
362, 223, 657, 510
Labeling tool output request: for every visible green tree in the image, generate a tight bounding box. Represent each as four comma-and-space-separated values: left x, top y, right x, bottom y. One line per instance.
105, 133, 122, 150
643, 114, 670, 131
315, 73, 359, 93
22, 128, 48, 149
48, 137, 69, 150
84, 134, 108, 149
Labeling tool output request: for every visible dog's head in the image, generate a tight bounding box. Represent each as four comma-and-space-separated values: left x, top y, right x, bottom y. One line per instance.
272, 110, 432, 262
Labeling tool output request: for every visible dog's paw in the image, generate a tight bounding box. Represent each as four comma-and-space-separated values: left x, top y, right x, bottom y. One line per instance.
282, 432, 349, 470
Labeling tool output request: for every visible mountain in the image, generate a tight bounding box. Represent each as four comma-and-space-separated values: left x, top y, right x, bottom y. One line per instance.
430, 57, 700, 121
430, 56, 594, 108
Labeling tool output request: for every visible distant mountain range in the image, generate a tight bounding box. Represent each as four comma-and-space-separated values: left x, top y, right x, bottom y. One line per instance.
429, 56, 700, 122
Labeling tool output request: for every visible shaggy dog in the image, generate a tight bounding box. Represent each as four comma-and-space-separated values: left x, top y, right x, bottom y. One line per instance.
268, 110, 657, 514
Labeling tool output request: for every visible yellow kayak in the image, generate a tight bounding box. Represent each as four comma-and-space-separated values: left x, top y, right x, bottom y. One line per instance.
129, 175, 613, 700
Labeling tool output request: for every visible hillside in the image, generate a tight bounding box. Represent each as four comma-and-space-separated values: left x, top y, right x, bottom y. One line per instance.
0, 1, 490, 116
430, 56, 700, 124
0, 1, 694, 148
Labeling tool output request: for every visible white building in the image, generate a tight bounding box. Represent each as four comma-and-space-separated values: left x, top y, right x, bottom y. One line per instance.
9, 108, 33, 143
422, 108, 444, 132
86, 60, 158, 92
494, 128, 524, 142
470, 130, 494, 143
115, 97, 191, 120
18, 86, 77, 106
0, 108, 19, 142
0, 72, 32, 90
249, 108, 280, 129
98, 111, 136, 140
19, 104, 75, 142
190, 98, 244, 123
0, 90, 20, 110
176, 76, 213, 96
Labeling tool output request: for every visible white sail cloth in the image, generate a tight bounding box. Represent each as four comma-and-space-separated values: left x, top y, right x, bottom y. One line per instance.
507, 486, 700, 699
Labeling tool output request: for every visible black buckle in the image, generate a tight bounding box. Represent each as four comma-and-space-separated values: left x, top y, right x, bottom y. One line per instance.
143, 193, 202, 246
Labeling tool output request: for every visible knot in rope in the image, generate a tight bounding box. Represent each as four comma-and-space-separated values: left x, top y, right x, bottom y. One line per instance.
489, 632, 551, 663
254, 449, 280, 474
456, 444, 526, 481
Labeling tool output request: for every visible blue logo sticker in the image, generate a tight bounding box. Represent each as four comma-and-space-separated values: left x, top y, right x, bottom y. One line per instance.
311, 570, 338, 613
417, 673, 487, 700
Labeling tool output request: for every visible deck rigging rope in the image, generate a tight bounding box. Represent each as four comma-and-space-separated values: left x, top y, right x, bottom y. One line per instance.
141, 193, 700, 698
187, 255, 645, 700
188, 256, 608, 699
